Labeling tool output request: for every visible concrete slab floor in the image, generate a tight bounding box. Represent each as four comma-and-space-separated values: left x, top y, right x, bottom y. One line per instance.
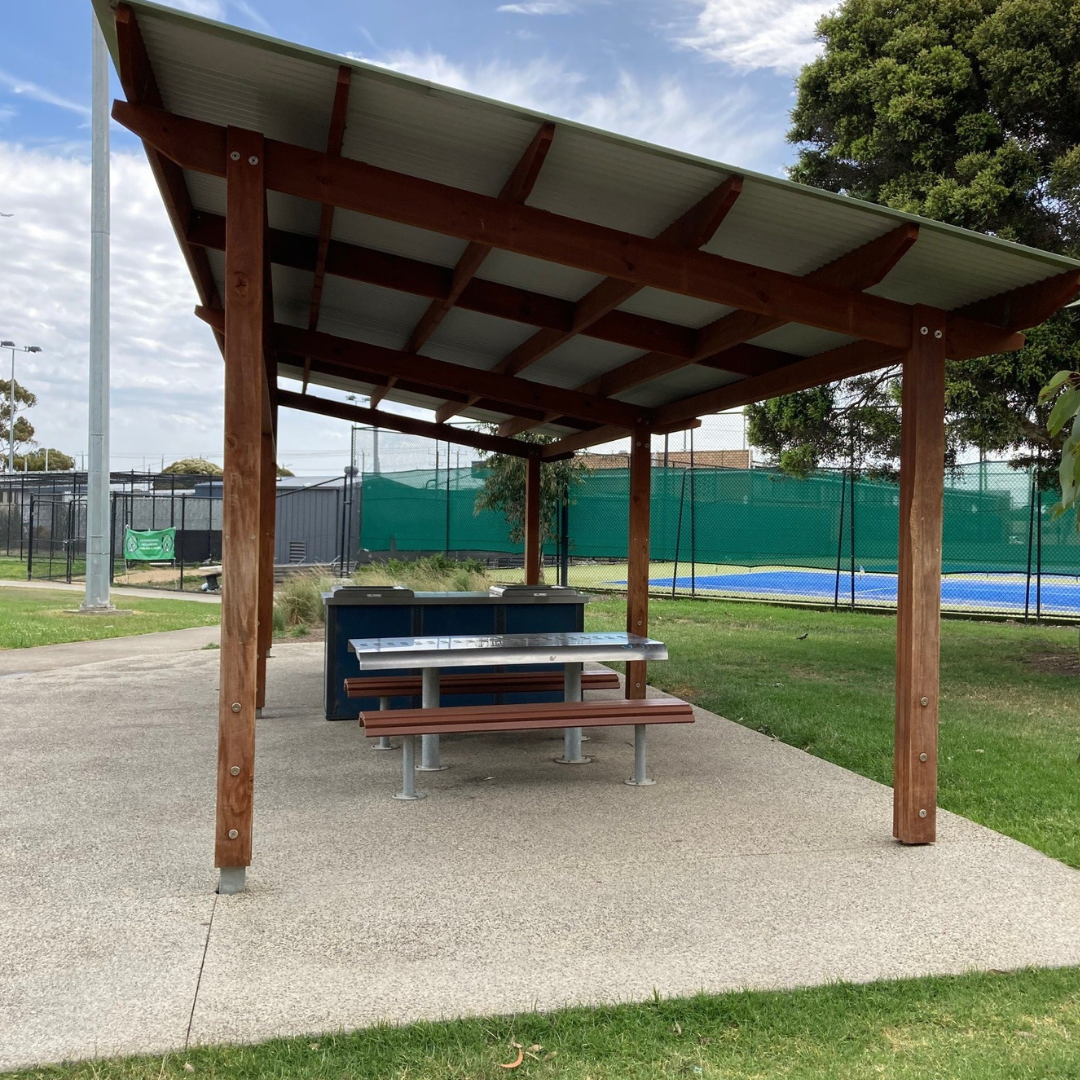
2, 639, 1079, 1069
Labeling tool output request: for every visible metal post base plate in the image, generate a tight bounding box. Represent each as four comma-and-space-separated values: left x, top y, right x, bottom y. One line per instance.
555, 755, 593, 764
371, 740, 398, 751
416, 764, 448, 771
393, 790, 428, 801
624, 776, 657, 786
217, 866, 246, 894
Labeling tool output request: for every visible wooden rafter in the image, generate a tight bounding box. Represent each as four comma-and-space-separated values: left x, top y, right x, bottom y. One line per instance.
302, 65, 352, 393
114, 6, 223, 353
954, 268, 1080, 331
542, 417, 703, 461
188, 212, 702, 365
435, 175, 743, 424
374, 122, 556, 413
276, 389, 539, 459
114, 102, 1026, 358
195, 306, 635, 427
504, 224, 919, 438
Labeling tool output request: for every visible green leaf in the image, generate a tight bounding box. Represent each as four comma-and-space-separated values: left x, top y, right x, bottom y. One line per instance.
1038, 370, 1075, 403
1047, 386, 1080, 437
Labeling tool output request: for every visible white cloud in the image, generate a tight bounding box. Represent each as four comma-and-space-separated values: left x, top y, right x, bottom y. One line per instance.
497, 2, 579, 13
164, 0, 271, 34
369, 50, 780, 165
0, 70, 91, 118
677, 0, 833, 75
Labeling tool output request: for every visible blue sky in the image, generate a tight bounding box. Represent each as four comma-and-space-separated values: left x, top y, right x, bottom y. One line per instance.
0, 0, 833, 473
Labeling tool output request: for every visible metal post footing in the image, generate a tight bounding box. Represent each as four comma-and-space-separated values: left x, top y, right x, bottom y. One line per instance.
556, 726, 592, 765
624, 724, 656, 786
218, 866, 246, 894
394, 735, 427, 800
255, 708, 263, 719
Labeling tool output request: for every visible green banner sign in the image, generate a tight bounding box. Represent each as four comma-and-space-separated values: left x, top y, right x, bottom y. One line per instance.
123, 526, 176, 562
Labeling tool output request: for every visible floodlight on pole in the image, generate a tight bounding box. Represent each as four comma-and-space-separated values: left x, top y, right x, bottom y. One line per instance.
2, 341, 42, 473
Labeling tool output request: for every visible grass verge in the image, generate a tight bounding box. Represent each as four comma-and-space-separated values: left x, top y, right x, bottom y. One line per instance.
0, 587, 219, 649
587, 597, 1080, 868
7, 967, 1080, 1079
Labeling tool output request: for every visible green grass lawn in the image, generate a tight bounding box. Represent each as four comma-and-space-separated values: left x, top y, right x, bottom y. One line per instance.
587, 597, 1080, 869
0, 556, 28, 580
0, 587, 219, 649
8, 968, 1080, 1079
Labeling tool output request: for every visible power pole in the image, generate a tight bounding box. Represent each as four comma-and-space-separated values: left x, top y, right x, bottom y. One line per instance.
81, 12, 113, 612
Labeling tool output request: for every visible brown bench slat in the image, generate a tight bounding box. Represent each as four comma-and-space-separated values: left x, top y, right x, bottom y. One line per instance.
360, 697, 693, 738
345, 670, 621, 699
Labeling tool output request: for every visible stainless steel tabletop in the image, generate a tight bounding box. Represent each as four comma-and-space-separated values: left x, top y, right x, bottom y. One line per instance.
348, 631, 667, 670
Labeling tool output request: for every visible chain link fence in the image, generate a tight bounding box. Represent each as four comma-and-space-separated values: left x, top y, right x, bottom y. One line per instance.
0, 471, 354, 592
358, 459, 1080, 620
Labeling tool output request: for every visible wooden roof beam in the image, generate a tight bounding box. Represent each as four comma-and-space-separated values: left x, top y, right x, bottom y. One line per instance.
187, 212, 700, 365
277, 389, 539, 459
500, 224, 911, 437
542, 418, 703, 461
436, 175, 743, 424
116, 102, 969, 351
302, 64, 352, 392
113, 6, 224, 354
377, 121, 555, 410
954, 269, 1080, 331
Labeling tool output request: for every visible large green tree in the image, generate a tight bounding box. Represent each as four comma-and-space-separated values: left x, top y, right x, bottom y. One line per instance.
750, 0, 1080, 479
0, 378, 37, 470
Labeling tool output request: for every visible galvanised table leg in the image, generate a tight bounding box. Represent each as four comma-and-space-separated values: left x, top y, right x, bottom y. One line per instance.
418, 666, 447, 771
556, 661, 591, 764
624, 723, 656, 786
394, 735, 426, 800
372, 695, 396, 750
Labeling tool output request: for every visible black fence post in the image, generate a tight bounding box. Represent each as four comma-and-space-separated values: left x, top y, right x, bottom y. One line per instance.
671, 468, 687, 599
834, 468, 847, 610
559, 478, 569, 587
445, 444, 451, 558
849, 469, 856, 610
26, 496, 34, 580
689, 428, 697, 597
109, 492, 117, 585
179, 495, 186, 591
1036, 466, 1044, 621
1024, 470, 1036, 621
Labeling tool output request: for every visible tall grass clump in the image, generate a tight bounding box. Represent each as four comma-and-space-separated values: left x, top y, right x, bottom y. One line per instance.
274, 569, 334, 628
354, 554, 491, 592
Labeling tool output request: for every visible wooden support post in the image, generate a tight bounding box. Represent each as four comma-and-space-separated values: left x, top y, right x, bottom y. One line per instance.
894, 306, 946, 844
524, 454, 542, 585
215, 127, 265, 882
255, 425, 276, 711
626, 427, 652, 699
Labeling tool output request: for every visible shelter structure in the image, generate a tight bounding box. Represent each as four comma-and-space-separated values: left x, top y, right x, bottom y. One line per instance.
95, 0, 1080, 893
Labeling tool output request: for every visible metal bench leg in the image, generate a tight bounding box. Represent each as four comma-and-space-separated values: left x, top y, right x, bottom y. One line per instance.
556, 662, 591, 764
624, 724, 656, 786
372, 696, 396, 750
394, 735, 427, 801
417, 667, 448, 772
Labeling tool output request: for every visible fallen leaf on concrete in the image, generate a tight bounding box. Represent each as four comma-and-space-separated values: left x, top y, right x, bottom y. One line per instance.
499, 1048, 525, 1069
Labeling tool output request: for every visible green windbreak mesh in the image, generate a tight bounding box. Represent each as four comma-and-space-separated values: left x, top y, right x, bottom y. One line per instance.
360, 461, 1079, 576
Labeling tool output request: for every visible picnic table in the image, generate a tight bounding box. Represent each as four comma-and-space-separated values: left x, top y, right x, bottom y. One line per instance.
349, 631, 691, 798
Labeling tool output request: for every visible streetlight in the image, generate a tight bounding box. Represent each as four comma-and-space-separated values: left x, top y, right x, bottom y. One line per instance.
1, 341, 43, 473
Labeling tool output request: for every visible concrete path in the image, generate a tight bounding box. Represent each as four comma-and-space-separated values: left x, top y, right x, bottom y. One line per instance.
0, 578, 221, 603
2, 642, 1080, 1069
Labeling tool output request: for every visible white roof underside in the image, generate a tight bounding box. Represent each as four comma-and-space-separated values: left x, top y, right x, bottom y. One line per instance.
97, 0, 1080, 432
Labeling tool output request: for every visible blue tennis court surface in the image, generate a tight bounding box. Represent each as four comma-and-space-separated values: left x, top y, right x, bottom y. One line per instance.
633, 569, 1080, 615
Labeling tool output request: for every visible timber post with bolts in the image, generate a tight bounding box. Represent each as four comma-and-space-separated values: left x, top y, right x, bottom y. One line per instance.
524, 454, 542, 585
893, 305, 947, 844
256, 423, 276, 714
625, 426, 652, 700
215, 127, 266, 894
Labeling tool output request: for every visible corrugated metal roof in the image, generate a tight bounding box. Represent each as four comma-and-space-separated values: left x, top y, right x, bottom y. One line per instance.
96, 0, 1080, 435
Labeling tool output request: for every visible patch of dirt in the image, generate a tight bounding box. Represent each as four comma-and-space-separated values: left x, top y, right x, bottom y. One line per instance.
1027, 652, 1080, 676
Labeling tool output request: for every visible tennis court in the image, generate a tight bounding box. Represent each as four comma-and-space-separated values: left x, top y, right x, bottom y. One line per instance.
631, 568, 1080, 616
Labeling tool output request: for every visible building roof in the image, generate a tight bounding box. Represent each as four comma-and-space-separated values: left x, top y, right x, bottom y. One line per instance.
96, 0, 1080, 459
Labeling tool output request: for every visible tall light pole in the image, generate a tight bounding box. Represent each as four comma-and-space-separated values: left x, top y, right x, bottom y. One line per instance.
82, 11, 113, 612
1, 341, 42, 472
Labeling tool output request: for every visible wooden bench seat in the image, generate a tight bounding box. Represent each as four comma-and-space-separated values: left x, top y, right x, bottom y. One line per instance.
361, 697, 693, 798
344, 669, 621, 700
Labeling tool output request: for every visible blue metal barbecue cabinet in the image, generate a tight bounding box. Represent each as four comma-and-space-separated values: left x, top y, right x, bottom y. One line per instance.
323, 583, 592, 719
